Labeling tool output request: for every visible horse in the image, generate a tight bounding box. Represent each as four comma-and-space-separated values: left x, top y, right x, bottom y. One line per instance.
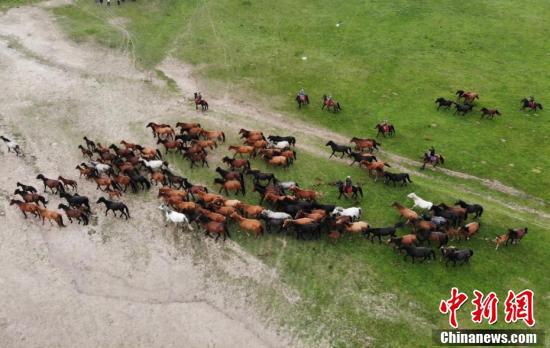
384, 172, 412, 186
330, 206, 361, 221
480, 108, 501, 119
454, 200, 483, 219
16, 182, 38, 193
520, 98, 543, 111
507, 227, 528, 245
435, 97, 453, 110
83, 136, 96, 150
295, 94, 309, 108
407, 193, 433, 210
200, 130, 225, 143
228, 145, 255, 158
36, 174, 64, 194
10, 199, 40, 218
223, 156, 251, 171
57, 203, 89, 225
364, 225, 397, 243
335, 180, 363, 200
159, 204, 194, 230
36, 207, 65, 227
58, 176, 78, 191
440, 246, 474, 266
350, 137, 380, 153
0, 135, 22, 156
399, 245, 435, 263
391, 202, 418, 223
97, 197, 130, 219
325, 141, 351, 159
348, 152, 377, 166
213, 178, 245, 196
421, 153, 444, 170
267, 135, 296, 146
194, 92, 208, 111
146, 122, 175, 140
456, 90, 479, 104
322, 95, 341, 112
60, 190, 91, 212
198, 218, 229, 242
289, 186, 321, 201
374, 123, 395, 137
13, 189, 48, 207
365, 161, 390, 177
230, 212, 263, 238
453, 102, 474, 115
458, 222, 480, 240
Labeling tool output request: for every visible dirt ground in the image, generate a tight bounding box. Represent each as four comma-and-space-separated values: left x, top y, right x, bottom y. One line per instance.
0, 4, 304, 348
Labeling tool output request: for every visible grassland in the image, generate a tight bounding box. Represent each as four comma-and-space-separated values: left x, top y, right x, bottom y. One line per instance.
31, 0, 550, 346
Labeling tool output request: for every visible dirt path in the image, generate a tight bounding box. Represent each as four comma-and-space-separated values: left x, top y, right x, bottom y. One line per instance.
0, 5, 303, 348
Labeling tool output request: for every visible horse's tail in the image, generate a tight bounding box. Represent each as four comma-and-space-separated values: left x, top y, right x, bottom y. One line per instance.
336, 102, 341, 110
430, 250, 436, 259
384, 162, 391, 167
221, 132, 226, 142
478, 206, 484, 217
224, 223, 231, 239
143, 179, 151, 190
156, 149, 163, 159
82, 214, 89, 225
245, 160, 251, 169
358, 186, 363, 197
293, 150, 297, 160
125, 205, 131, 218
439, 155, 445, 164
56, 215, 65, 227
496, 110, 501, 115
406, 174, 412, 183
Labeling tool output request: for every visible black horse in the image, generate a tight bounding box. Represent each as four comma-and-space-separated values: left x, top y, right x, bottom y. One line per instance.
453, 102, 474, 115
295, 94, 309, 108
400, 245, 435, 263
454, 200, 483, 219
441, 247, 474, 266
60, 190, 91, 212
520, 98, 543, 111
97, 197, 130, 219
364, 225, 398, 243
127, 170, 151, 192
325, 141, 351, 159
384, 172, 412, 186
16, 182, 38, 193
335, 180, 363, 199
435, 97, 453, 110
246, 169, 276, 184
348, 151, 377, 166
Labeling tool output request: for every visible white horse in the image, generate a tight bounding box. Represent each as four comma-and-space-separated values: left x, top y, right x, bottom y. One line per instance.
269, 140, 290, 150
260, 210, 292, 220
330, 206, 362, 221
140, 159, 168, 171
88, 161, 112, 175
159, 204, 193, 230
1, 136, 22, 156
407, 193, 433, 210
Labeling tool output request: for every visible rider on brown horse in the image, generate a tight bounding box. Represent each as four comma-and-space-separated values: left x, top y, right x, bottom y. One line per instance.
429, 147, 436, 162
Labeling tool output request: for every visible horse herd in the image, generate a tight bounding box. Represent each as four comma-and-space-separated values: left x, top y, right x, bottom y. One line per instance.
435, 90, 543, 118
6, 115, 528, 265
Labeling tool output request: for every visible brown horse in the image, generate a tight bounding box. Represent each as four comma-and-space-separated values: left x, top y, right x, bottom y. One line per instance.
229, 145, 255, 158
222, 156, 251, 171
58, 176, 78, 190
239, 129, 264, 139
176, 122, 201, 132
10, 199, 40, 218
459, 222, 480, 240
200, 220, 230, 241
289, 186, 321, 201
391, 202, 418, 223
200, 130, 225, 143
480, 108, 501, 119
194, 92, 208, 111
350, 137, 380, 152
365, 161, 390, 176
146, 122, 175, 139
374, 123, 395, 137
322, 95, 341, 112
456, 90, 479, 104
230, 213, 263, 238
214, 178, 245, 196
36, 174, 64, 194
37, 207, 65, 227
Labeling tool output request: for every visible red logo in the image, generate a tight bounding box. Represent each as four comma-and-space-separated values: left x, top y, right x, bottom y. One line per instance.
504, 289, 535, 327
440, 289, 535, 328
439, 287, 469, 328
471, 290, 499, 325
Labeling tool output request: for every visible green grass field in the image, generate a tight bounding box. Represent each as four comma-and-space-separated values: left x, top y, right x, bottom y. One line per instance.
23, 0, 549, 346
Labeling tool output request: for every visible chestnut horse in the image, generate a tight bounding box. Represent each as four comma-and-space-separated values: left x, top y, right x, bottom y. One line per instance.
480, 108, 501, 119
350, 137, 380, 153
456, 90, 479, 103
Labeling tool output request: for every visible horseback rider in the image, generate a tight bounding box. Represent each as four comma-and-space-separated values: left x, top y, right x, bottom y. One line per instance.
344, 176, 353, 195
299, 88, 305, 97
428, 146, 436, 162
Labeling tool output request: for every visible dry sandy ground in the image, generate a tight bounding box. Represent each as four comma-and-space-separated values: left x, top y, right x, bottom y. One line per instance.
0, 4, 304, 348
